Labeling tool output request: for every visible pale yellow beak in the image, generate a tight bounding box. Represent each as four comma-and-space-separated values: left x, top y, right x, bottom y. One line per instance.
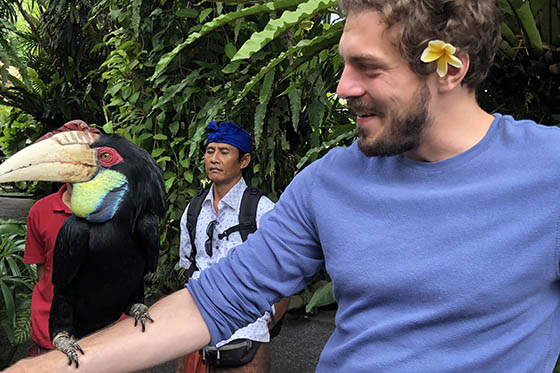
0, 131, 100, 183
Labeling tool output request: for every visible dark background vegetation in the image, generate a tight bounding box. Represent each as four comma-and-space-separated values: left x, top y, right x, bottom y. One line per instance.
0, 0, 558, 369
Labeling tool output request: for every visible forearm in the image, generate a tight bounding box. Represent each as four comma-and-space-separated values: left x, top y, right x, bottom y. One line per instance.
6, 288, 210, 373
37, 264, 45, 282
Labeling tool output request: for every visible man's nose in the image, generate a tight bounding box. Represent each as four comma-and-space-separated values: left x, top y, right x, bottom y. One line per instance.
336, 65, 365, 99
210, 153, 220, 163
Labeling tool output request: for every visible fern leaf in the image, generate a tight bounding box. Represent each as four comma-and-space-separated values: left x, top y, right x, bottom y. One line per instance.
14, 299, 31, 345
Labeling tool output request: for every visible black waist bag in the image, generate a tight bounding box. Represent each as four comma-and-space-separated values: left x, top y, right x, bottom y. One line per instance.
201, 338, 261, 368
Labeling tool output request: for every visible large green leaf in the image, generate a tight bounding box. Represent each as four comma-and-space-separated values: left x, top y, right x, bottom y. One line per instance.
0, 221, 26, 237
305, 281, 334, 313
232, 21, 342, 107
504, 0, 544, 54
231, 0, 337, 61
0, 280, 15, 328
501, 22, 519, 46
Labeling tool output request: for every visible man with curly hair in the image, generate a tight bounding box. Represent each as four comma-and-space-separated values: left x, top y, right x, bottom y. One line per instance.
7, 1, 560, 372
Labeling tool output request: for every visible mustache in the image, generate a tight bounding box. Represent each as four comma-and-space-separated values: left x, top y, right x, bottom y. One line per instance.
345, 98, 384, 117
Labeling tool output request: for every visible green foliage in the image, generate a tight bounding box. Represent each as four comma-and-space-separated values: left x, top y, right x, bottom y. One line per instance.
0, 0, 28, 86
305, 281, 334, 313
479, 0, 560, 125
0, 0, 110, 131
230, 0, 337, 62
0, 107, 41, 158
0, 220, 33, 369
150, 0, 307, 81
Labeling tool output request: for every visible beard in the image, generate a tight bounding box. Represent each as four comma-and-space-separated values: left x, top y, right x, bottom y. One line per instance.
349, 82, 432, 157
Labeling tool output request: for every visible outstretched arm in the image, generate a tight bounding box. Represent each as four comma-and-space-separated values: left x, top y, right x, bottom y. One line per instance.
5, 288, 210, 373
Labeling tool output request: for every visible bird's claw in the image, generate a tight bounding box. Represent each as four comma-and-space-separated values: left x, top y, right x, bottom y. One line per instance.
130, 303, 154, 332
53, 332, 84, 368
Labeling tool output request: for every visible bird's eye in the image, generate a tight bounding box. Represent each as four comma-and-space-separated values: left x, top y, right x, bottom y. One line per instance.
97, 146, 123, 167
100, 152, 112, 162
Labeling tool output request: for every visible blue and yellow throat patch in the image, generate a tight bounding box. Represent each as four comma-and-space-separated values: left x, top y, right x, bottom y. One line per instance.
71, 169, 128, 223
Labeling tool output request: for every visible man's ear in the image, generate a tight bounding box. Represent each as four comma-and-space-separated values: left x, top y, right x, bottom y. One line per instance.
438, 54, 470, 92
240, 153, 251, 169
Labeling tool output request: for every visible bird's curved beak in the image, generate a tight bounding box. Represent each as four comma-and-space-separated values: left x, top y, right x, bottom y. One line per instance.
0, 131, 100, 183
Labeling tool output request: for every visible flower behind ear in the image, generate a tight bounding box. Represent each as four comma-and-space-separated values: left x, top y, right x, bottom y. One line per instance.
421, 40, 463, 77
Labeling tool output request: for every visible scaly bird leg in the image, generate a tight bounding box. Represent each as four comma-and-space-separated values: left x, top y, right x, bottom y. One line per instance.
52, 332, 84, 368
130, 303, 154, 332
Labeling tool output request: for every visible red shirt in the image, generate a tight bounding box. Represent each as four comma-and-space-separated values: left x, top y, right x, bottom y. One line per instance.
24, 185, 72, 349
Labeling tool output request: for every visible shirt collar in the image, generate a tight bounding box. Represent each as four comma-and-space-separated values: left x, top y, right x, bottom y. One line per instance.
53, 184, 73, 214
206, 178, 247, 212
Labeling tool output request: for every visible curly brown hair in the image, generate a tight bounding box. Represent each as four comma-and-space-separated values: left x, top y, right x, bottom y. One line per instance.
338, 0, 501, 89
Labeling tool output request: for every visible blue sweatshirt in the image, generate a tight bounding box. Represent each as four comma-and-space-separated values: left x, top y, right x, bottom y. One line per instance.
188, 114, 560, 372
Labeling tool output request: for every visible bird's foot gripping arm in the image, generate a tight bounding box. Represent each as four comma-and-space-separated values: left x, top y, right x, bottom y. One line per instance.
130, 303, 154, 332
52, 332, 84, 368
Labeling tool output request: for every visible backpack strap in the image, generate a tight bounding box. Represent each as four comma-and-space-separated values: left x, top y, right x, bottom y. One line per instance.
217, 186, 264, 242
185, 187, 210, 280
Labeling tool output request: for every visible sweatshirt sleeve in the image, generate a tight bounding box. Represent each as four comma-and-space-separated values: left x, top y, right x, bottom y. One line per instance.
186, 161, 325, 344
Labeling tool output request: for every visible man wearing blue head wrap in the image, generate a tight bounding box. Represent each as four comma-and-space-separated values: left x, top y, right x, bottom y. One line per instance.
206, 120, 253, 155
176, 120, 288, 373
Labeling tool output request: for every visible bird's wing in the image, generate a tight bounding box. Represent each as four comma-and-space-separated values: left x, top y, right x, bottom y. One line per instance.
52, 216, 90, 286
135, 213, 160, 274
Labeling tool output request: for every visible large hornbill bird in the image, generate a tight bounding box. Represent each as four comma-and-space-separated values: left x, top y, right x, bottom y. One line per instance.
0, 130, 165, 367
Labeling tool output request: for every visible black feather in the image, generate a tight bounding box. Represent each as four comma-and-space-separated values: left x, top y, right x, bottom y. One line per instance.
49, 134, 166, 340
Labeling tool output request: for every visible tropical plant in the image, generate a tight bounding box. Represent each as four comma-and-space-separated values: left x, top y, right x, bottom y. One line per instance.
0, 107, 40, 158
0, 0, 28, 85
0, 0, 112, 131
0, 220, 33, 370
479, 0, 560, 125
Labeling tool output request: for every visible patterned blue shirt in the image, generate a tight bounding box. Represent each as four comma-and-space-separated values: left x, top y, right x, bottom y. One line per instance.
179, 178, 275, 346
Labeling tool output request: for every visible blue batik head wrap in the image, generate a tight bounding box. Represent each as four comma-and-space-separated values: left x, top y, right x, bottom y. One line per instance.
206, 120, 252, 154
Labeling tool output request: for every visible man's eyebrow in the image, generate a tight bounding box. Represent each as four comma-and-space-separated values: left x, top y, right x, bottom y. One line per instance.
350, 55, 385, 65
338, 48, 385, 65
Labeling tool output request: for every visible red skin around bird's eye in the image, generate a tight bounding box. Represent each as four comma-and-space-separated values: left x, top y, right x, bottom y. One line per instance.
97, 147, 123, 167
